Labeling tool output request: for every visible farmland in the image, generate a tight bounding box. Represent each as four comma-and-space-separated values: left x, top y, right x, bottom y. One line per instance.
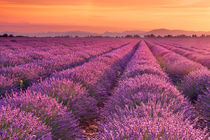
0, 37, 209, 139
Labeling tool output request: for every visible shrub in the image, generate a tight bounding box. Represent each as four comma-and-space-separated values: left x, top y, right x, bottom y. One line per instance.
105, 74, 194, 121
28, 77, 99, 121
181, 69, 210, 101
2, 91, 83, 139
195, 87, 210, 129
0, 105, 51, 139
98, 104, 207, 140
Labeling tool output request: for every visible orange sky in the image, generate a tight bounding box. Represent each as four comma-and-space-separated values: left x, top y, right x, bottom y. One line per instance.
1, 0, 210, 33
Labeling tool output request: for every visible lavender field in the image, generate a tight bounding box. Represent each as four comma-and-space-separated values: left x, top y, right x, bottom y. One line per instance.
0, 37, 209, 140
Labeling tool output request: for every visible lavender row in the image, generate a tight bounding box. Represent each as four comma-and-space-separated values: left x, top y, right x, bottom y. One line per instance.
0, 90, 84, 139
151, 40, 210, 69
0, 105, 52, 139
27, 40, 139, 122
152, 38, 210, 53
181, 69, 210, 130
147, 38, 210, 55
0, 40, 130, 96
120, 42, 169, 82
146, 41, 210, 129
0, 38, 78, 67
195, 87, 210, 129
156, 40, 210, 55
0, 75, 15, 95
145, 41, 209, 101
96, 41, 208, 139
0, 38, 127, 68
145, 41, 207, 82
0, 40, 131, 139
0, 37, 112, 54
53, 41, 139, 99
0, 40, 139, 139
1, 38, 127, 73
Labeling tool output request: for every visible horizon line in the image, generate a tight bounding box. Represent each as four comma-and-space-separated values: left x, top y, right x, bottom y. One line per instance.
1, 28, 210, 34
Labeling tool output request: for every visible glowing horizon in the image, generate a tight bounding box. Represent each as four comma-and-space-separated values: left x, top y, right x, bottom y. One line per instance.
1, 0, 210, 33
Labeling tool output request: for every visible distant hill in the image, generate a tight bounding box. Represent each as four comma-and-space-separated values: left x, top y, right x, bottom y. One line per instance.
0, 30, 145, 37
31, 31, 100, 37
144, 28, 210, 36
1, 29, 210, 37
102, 30, 145, 37
0, 31, 99, 37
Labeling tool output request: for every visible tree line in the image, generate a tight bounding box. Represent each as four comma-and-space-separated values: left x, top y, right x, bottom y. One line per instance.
1, 33, 210, 38
0, 34, 26, 37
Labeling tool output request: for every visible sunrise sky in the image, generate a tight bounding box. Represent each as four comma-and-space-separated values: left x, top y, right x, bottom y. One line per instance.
1, 0, 210, 33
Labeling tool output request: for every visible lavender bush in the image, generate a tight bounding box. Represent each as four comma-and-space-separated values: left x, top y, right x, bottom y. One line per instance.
2, 91, 83, 139
28, 77, 99, 121
121, 41, 169, 81
97, 41, 207, 139
195, 87, 210, 129
0, 75, 15, 96
53, 41, 138, 102
146, 41, 207, 81
149, 39, 210, 68
0, 38, 131, 95
0, 105, 52, 139
181, 69, 210, 101
0, 38, 209, 139
98, 104, 208, 140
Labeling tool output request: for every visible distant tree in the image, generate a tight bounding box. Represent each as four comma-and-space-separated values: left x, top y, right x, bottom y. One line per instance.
150, 34, 156, 38
192, 34, 197, 38
133, 34, 140, 38
176, 34, 187, 38
144, 34, 155, 38
164, 35, 173, 38
157, 35, 162, 38
9, 34, 14, 37
125, 35, 132, 38
2, 33, 8, 37
16, 35, 25, 37
200, 34, 206, 38
95, 36, 103, 38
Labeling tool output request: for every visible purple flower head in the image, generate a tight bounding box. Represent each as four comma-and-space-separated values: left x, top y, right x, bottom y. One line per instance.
28, 77, 99, 121
0, 105, 51, 139
195, 87, 210, 129
98, 103, 208, 140
2, 91, 83, 139
181, 69, 210, 101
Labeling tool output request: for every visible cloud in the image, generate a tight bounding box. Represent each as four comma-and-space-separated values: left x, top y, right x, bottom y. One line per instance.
0, 0, 85, 5
0, 0, 168, 6
161, 0, 210, 8
1, 0, 209, 8
0, 22, 91, 32
1, 0, 210, 32
0, 22, 125, 33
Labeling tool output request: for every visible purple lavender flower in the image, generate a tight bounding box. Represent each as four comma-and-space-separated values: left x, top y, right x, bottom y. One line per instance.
28, 77, 99, 121
0, 105, 51, 139
98, 41, 206, 139
181, 69, 210, 101
146, 41, 207, 79
98, 104, 208, 140
195, 87, 210, 129
2, 91, 84, 139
